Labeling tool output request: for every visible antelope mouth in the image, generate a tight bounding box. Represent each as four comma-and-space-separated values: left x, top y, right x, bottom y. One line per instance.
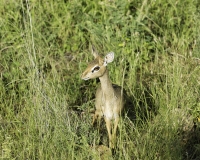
82, 77, 90, 81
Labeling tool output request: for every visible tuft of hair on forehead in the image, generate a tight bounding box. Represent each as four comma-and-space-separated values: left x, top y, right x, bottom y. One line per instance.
91, 46, 99, 58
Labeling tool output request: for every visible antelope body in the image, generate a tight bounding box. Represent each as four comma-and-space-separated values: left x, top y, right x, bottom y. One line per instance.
81, 50, 124, 148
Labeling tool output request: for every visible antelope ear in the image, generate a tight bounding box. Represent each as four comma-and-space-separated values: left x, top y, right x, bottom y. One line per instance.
91, 46, 98, 58
103, 52, 114, 66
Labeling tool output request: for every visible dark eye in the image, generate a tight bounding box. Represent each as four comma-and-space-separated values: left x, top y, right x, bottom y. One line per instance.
92, 66, 100, 73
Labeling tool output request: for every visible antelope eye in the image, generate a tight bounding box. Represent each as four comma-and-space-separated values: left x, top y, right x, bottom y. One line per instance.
92, 66, 100, 73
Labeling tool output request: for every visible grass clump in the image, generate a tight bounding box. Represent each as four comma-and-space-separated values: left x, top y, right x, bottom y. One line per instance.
0, 0, 200, 159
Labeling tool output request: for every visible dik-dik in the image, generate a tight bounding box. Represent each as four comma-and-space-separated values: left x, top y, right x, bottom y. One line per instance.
81, 49, 124, 148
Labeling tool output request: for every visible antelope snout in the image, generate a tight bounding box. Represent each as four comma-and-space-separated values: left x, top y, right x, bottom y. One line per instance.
81, 72, 89, 80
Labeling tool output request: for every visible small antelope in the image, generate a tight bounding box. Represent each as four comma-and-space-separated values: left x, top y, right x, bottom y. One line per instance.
81, 49, 124, 148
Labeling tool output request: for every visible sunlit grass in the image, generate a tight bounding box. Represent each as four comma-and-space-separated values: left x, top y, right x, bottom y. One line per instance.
0, 0, 200, 159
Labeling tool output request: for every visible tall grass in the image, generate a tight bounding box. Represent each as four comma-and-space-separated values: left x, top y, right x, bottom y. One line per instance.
0, 0, 200, 159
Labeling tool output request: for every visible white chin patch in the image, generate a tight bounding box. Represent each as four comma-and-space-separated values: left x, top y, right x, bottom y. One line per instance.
83, 77, 90, 80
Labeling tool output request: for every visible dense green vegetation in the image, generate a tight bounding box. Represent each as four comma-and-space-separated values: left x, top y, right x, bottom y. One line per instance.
0, 0, 200, 159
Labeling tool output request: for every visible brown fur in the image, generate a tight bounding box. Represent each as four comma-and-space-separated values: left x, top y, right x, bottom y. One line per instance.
81, 51, 124, 148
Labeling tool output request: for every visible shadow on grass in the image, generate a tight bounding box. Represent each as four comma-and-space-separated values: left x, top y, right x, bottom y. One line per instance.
183, 120, 200, 160
124, 80, 158, 124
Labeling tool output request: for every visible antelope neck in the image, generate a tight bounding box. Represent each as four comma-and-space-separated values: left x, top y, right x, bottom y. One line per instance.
99, 69, 114, 95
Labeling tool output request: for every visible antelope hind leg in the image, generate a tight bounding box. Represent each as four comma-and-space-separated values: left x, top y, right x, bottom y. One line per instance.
112, 117, 119, 148
105, 117, 113, 148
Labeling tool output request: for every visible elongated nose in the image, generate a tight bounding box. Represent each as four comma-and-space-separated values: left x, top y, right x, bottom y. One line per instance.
81, 71, 88, 80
